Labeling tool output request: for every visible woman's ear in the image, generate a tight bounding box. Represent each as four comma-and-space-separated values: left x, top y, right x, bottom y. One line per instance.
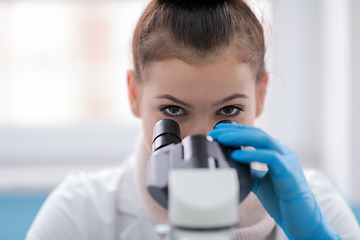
255, 73, 268, 118
127, 70, 141, 118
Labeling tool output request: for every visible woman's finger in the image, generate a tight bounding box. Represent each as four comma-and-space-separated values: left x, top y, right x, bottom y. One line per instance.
251, 169, 267, 193
231, 148, 307, 200
231, 149, 289, 178
209, 127, 284, 154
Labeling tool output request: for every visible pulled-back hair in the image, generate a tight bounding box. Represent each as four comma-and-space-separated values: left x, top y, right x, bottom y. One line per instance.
132, 0, 266, 82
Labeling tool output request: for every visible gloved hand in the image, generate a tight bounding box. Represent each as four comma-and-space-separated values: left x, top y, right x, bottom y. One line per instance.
208, 123, 341, 240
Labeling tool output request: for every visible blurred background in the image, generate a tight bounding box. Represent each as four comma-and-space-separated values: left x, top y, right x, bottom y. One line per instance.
0, 0, 359, 239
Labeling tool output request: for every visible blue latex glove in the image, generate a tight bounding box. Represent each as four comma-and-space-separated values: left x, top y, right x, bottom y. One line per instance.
208, 123, 341, 240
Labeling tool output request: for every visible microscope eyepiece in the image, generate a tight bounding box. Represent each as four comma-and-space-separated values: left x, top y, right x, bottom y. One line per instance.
152, 119, 181, 152
214, 120, 236, 128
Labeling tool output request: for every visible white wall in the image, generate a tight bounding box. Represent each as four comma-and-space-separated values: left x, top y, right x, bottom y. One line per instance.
319, 0, 352, 202
0, 125, 141, 192
351, 0, 360, 203
256, 0, 323, 168
256, 0, 359, 203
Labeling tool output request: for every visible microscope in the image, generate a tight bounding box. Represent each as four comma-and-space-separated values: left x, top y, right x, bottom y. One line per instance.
147, 119, 253, 240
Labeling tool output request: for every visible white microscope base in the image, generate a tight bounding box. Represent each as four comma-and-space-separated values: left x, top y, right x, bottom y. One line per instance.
171, 228, 235, 240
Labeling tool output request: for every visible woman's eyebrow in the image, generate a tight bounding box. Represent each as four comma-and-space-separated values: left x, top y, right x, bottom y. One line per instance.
156, 94, 194, 108
212, 93, 248, 107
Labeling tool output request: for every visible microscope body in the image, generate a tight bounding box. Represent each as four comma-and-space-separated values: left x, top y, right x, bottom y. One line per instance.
146, 119, 253, 239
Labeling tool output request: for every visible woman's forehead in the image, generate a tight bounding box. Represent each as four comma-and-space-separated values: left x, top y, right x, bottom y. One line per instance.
142, 58, 256, 89
139, 59, 256, 107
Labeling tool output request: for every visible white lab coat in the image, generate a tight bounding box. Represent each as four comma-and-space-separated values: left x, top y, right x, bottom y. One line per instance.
26, 155, 360, 240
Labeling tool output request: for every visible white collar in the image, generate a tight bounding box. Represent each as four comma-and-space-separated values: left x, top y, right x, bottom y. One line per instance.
116, 155, 144, 217
116, 155, 159, 240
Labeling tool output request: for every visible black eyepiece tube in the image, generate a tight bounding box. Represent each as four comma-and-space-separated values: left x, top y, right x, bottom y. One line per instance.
182, 135, 209, 168
152, 119, 181, 152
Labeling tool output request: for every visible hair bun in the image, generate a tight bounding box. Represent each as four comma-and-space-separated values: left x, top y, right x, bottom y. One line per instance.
158, 0, 225, 6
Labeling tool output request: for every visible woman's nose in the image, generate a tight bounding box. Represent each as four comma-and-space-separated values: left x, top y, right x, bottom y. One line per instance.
188, 119, 215, 136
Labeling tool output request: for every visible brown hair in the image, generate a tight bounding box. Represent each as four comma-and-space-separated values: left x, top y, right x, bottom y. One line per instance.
132, 0, 266, 82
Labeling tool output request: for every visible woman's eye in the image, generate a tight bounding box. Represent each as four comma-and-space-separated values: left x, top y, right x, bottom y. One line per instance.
159, 105, 187, 117
217, 106, 243, 117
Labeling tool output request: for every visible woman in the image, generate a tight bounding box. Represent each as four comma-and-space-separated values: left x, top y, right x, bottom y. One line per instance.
26, 0, 360, 239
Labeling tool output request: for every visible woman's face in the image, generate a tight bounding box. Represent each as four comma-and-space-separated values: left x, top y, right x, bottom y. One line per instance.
127, 58, 267, 151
